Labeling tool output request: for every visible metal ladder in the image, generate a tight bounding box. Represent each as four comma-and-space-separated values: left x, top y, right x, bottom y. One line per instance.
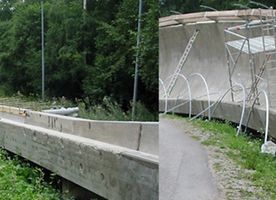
166, 29, 199, 96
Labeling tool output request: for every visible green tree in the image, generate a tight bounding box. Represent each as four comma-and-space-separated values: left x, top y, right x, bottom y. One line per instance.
84, 0, 158, 113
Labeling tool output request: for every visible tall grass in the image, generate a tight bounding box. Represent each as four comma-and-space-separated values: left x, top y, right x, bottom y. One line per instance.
0, 94, 157, 121
78, 97, 157, 121
0, 149, 72, 200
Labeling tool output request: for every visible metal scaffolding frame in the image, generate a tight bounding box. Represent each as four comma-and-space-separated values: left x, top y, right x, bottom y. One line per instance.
224, 8, 276, 107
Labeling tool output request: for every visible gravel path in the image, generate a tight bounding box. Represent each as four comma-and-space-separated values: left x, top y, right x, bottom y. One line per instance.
159, 117, 223, 200
160, 115, 268, 200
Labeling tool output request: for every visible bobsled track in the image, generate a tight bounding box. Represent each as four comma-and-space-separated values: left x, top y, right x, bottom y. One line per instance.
0, 105, 158, 200
159, 9, 276, 142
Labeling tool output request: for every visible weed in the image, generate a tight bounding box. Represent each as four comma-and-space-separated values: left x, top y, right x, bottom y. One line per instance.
0, 149, 72, 200
191, 118, 276, 199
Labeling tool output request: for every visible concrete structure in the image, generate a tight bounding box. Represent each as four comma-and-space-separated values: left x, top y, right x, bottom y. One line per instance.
0, 105, 158, 199
159, 9, 276, 140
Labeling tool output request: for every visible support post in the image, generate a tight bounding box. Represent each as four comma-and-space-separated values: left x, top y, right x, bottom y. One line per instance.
41, 0, 45, 100
132, 0, 142, 120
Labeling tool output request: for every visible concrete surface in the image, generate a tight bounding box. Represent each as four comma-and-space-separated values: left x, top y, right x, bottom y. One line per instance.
159, 98, 276, 139
160, 117, 220, 200
25, 110, 159, 155
159, 10, 276, 140
0, 105, 159, 199
0, 105, 158, 155
0, 117, 158, 200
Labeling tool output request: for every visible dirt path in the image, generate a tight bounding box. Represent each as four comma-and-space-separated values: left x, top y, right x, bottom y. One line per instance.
159, 117, 224, 200
160, 115, 269, 200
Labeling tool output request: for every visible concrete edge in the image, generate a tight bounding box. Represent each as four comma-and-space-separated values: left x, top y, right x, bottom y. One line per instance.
0, 117, 158, 163
159, 98, 276, 139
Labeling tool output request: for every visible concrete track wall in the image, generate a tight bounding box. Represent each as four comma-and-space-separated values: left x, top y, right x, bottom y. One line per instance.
159, 99, 276, 139
0, 118, 158, 199
0, 105, 159, 199
159, 21, 264, 101
159, 10, 276, 139
25, 111, 158, 155
0, 105, 158, 155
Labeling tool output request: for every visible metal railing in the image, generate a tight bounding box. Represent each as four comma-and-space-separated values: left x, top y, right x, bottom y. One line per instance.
190, 82, 247, 135
188, 73, 211, 120
245, 89, 269, 144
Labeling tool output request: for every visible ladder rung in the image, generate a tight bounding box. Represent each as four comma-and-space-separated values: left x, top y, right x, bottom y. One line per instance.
167, 30, 199, 95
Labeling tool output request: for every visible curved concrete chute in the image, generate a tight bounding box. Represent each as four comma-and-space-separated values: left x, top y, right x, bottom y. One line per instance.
159, 9, 276, 140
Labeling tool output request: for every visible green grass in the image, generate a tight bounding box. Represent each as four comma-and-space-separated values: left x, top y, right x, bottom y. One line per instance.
192, 118, 276, 199
78, 98, 157, 121
0, 149, 71, 200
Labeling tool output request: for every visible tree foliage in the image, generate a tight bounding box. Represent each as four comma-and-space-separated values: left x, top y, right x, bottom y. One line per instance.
0, 0, 158, 114
160, 0, 276, 16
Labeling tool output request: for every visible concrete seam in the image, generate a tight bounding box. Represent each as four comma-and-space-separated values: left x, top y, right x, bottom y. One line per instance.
137, 124, 142, 151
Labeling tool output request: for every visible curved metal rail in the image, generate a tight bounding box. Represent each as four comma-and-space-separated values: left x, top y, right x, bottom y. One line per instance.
245, 89, 269, 144
160, 74, 192, 117
211, 82, 246, 135
178, 74, 192, 118
190, 83, 246, 135
188, 73, 211, 120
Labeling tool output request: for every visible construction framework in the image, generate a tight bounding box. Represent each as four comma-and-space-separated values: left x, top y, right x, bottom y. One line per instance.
224, 8, 276, 107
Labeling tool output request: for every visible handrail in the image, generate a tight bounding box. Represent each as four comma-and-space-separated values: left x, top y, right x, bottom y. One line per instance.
188, 73, 211, 120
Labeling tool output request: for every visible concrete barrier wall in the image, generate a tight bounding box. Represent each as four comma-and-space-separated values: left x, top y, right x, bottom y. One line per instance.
159, 11, 276, 139
0, 118, 158, 200
25, 111, 159, 155
159, 13, 267, 103
0, 105, 26, 115
0, 105, 158, 155
160, 99, 276, 139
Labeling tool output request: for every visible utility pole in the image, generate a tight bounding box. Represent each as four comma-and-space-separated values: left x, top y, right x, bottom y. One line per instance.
83, 0, 87, 10
41, 0, 45, 100
132, 0, 142, 121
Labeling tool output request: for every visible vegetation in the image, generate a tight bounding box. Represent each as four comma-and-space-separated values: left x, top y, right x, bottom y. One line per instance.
0, 149, 70, 200
160, 0, 276, 17
0, 0, 158, 120
192, 118, 276, 199
0, 94, 156, 121
78, 97, 156, 121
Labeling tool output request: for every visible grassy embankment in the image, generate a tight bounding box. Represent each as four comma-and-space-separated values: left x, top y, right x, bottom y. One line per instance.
0, 149, 71, 200
192, 118, 276, 199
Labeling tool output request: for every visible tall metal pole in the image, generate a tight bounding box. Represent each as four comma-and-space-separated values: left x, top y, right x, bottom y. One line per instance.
83, 0, 87, 10
41, 0, 45, 100
132, 0, 142, 121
